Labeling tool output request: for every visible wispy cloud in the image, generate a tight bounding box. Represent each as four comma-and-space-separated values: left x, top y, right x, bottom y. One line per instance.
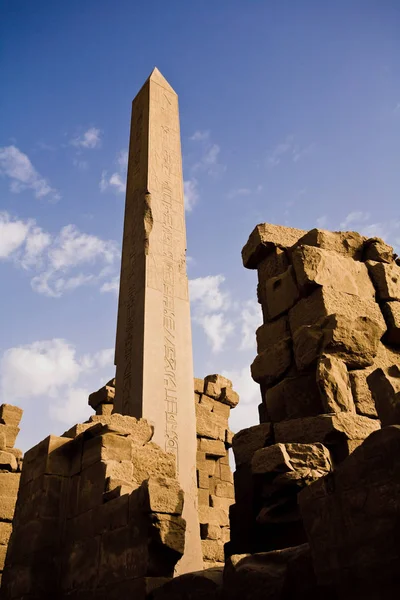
184, 178, 199, 211
100, 149, 127, 194
190, 130, 210, 141
0, 212, 120, 297
316, 215, 328, 228
0, 145, 60, 201
267, 135, 314, 168
337, 211, 400, 252
340, 211, 371, 230
70, 127, 102, 149
189, 130, 225, 177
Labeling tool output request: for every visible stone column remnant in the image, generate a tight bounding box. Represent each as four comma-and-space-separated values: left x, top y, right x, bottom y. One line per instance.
113, 68, 201, 573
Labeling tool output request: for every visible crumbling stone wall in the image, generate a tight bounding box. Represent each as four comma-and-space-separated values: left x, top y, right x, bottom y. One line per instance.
0, 405, 23, 586
1, 414, 186, 599
194, 374, 237, 567
229, 224, 400, 556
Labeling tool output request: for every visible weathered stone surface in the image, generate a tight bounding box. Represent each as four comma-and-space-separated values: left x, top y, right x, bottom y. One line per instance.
142, 476, 184, 515
349, 369, 378, 418
195, 404, 226, 441
131, 442, 177, 483
275, 413, 380, 447
88, 414, 154, 444
256, 316, 291, 354
113, 68, 201, 573
292, 245, 375, 298
82, 432, 133, 470
0, 404, 23, 427
224, 544, 322, 600
367, 260, 400, 301
232, 424, 273, 466
299, 426, 400, 598
0, 521, 12, 546
252, 443, 332, 480
201, 539, 224, 562
262, 266, 300, 321
198, 438, 226, 458
219, 387, 239, 408
367, 365, 400, 426
251, 339, 292, 386
0, 424, 19, 449
265, 374, 323, 422
198, 506, 229, 527
0, 451, 18, 472
242, 223, 305, 269
316, 355, 355, 413
203, 374, 232, 400
289, 288, 385, 368
88, 383, 115, 409
364, 237, 394, 263
210, 495, 234, 510
292, 228, 365, 259
194, 378, 205, 394
382, 301, 400, 345
257, 247, 290, 288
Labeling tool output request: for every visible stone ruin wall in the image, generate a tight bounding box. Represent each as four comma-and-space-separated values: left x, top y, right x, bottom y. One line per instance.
224, 223, 400, 597
0, 405, 23, 587
194, 374, 237, 567
0, 375, 237, 598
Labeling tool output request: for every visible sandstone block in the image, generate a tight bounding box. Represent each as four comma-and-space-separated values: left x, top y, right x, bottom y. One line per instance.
251, 444, 292, 475
197, 469, 209, 489
194, 377, 204, 394
219, 386, 239, 408
225, 429, 234, 447
316, 355, 355, 413
215, 482, 234, 498
0, 472, 20, 497
211, 399, 231, 417
251, 339, 292, 385
88, 383, 115, 410
289, 288, 385, 368
364, 237, 394, 263
198, 505, 229, 526
232, 423, 273, 466
210, 495, 234, 510
88, 414, 154, 444
292, 244, 375, 298
204, 374, 232, 400
82, 432, 133, 470
220, 464, 234, 483
200, 523, 221, 540
198, 438, 226, 458
262, 266, 300, 320
382, 301, 400, 345
150, 513, 186, 557
96, 403, 113, 416
0, 450, 18, 472
142, 476, 184, 515
199, 393, 214, 410
292, 228, 365, 259
0, 496, 17, 521
274, 413, 380, 447
367, 365, 400, 427
349, 369, 378, 418
21, 435, 72, 485
0, 521, 12, 546
0, 404, 23, 428
151, 569, 223, 599
195, 404, 225, 441
201, 539, 224, 562
98, 526, 147, 585
0, 425, 19, 449
198, 488, 210, 506
131, 442, 176, 482
367, 261, 400, 301
242, 223, 305, 269
256, 316, 291, 354
257, 247, 290, 288
264, 374, 323, 422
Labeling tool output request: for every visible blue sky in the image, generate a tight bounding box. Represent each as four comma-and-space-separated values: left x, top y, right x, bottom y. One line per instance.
1, 0, 400, 451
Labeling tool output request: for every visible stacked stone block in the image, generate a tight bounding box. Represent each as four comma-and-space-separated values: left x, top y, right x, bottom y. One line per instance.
194, 375, 238, 567
0, 404, 23, 586
1, 414, 186, 599
229, 224, 400, 556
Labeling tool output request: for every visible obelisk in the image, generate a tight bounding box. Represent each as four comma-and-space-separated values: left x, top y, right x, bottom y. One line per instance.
114, 68, 202, 573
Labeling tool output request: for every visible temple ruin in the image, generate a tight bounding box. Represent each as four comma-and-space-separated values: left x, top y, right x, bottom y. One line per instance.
1, 69, 400, 599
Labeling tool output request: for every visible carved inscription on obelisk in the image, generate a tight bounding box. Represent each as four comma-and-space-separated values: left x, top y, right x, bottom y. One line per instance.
114, 68, 202, 573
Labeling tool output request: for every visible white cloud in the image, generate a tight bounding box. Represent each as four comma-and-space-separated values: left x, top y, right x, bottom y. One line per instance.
0, 212, 30, 258
190, 130, 210, 141
71, 127, 102, 149
100, 149, 128, 194
0, 145, 60, 201
72, 158, 88, 170
267, 135, 313, 168
100, 276, 120, 295
239, 299, 262, 351
198, 313, 234, 353
190, 275, 230, 313
184, 179, 199, 211
222, 365, 261, 435
0, 211, 120, 297
0, 338, 114, 425
340, 211, 370, 229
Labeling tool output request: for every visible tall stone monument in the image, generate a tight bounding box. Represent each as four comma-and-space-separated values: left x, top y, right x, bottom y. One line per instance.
114, 68, 202, 573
